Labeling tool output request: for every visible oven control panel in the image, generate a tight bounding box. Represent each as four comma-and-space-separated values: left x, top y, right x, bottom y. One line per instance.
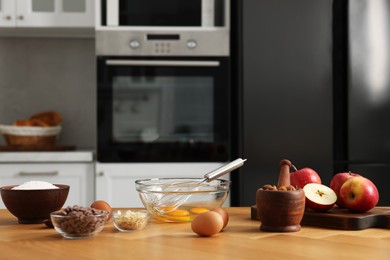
129, 37, 198, 54
96, 30, 229, 56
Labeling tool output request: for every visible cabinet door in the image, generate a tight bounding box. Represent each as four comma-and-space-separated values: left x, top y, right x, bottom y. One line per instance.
0, 0, 15, 26
95, 163, 231, 208
16, 0, 94, 27
96, 171, 145, 208
0, 163, 94, 208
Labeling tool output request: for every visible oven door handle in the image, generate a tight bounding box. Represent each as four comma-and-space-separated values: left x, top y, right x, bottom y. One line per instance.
105, 60, 220, 67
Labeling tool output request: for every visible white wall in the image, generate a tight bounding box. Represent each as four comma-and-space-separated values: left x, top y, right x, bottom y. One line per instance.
0, 37, 96, 149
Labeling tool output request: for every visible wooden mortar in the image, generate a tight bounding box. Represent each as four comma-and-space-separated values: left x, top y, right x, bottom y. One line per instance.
256, 159, 305, 232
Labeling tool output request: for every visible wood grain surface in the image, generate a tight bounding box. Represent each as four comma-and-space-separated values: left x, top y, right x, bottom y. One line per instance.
251, 205, 390, 230
0, 208, 389, 259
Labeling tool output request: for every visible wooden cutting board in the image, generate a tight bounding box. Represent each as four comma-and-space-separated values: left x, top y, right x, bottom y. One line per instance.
250, 205, 390, 230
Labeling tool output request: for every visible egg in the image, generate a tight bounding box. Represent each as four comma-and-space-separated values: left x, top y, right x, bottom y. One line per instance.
91, 200, 112, 220
191, 211, 224, 237
212, 207, 229, 230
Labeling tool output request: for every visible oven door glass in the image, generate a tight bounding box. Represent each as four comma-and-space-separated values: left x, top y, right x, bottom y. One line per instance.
119, 0, 201, 26
98, 57, 231, 162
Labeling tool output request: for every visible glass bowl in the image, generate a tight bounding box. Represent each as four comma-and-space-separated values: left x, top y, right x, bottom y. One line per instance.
135, 178, 231, 222
50, 206, 109, 239
112, 209, 150, 232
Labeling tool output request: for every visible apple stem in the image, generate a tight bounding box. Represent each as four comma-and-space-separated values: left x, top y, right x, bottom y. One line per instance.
291, 164, 298, 172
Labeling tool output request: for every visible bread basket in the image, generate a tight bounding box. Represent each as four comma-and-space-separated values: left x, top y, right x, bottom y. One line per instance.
0, 125, 61, 146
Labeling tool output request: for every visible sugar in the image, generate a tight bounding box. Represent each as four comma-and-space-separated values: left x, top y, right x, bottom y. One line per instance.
11, 181, 59, 190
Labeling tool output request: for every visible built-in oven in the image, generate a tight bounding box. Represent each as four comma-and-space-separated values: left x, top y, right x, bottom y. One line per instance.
97, 56, 231, 163
95, 0, 234, 207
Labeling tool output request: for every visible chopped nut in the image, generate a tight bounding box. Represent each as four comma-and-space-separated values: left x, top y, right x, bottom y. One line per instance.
286, 185, 296, 191
113, 210, 149, 231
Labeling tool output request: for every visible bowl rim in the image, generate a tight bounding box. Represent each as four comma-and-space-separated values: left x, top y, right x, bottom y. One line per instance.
111, 208, 149, 216
135, 177, 231, 185
0, 184, 70, 191
50, 209, 109, 218
135, 178, 231, 193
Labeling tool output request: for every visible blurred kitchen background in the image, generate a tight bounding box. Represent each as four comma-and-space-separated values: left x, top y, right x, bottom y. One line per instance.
0, 37, 96, 149
0, 0, 389, 207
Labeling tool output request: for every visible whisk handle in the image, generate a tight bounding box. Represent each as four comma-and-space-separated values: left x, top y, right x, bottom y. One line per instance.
204, 158, 247, 182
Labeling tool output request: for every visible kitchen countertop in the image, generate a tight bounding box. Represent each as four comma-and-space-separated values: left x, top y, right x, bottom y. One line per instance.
0, 207, 389, 259
0, 151, 94, 163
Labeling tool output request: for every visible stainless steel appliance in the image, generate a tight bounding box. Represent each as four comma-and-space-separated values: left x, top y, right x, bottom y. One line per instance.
95, 0, 230, 56
95, 0, 235, 207
100, 0, 227, 28
333, 0, 390, 205
236, 0, 333, 206
97, 56, 231, 163
235, 0, 390, 206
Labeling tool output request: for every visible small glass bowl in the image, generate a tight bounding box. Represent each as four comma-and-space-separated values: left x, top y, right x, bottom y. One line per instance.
50, 209, 109, 239
112, 209, 150, 232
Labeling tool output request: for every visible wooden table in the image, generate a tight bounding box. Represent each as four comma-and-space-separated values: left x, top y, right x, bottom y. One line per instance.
0, 208, 389, 259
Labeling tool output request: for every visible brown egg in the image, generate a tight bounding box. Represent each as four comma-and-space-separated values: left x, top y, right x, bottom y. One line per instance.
212, 207, 229, 230
191, 211, 224, 237
91, 200, 112, 220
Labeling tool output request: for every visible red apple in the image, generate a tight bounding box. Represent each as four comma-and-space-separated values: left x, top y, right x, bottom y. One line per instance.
330, 171, 361, 208
303, 183, 337, 212
290, 165, 321, 189
339, 176, 379, 213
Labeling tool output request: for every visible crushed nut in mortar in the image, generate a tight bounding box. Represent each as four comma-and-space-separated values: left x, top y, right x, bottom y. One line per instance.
113, 210, 149, 231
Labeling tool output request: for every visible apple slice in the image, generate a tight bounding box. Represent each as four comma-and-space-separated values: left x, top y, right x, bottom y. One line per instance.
303, 183, 337, 212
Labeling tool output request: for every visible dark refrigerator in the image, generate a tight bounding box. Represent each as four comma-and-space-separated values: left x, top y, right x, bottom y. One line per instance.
233, 0, 334, 206
334, 0, 390, 206
234, 0, 390, 206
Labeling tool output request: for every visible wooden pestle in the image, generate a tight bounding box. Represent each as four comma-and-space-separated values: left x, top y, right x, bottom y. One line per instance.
277, 159, 292, 187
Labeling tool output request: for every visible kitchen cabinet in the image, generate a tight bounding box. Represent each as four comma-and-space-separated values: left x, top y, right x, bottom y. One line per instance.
0, 151, 95, 208
0, 0, 94, 27
95, 163, 162, 208
0, 0, 14, 27
95, 168, 145, 208
95, 162, 231, 208
0, 163, 95, 208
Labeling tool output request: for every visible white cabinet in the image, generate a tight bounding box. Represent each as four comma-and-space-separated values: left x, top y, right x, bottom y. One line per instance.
95, 162, 229, 208
95, 164, 147, 208
0, 151, 95, 209
0, 163, 95, 208
0, 0, 15, 27
0, 0, 94, 27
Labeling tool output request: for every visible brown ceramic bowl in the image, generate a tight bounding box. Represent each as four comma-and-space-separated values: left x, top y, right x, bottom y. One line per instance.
0, 184, 69, 224
256, 188, 305, 232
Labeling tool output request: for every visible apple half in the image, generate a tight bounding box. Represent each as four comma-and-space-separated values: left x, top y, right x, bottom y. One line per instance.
303, 183, 337, 212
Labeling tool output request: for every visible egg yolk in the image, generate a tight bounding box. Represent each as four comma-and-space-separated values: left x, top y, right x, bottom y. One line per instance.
167, 209, 190, 216
158, 215, 193, 222
190, 207, 209, 214
159, 206, 177, 212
